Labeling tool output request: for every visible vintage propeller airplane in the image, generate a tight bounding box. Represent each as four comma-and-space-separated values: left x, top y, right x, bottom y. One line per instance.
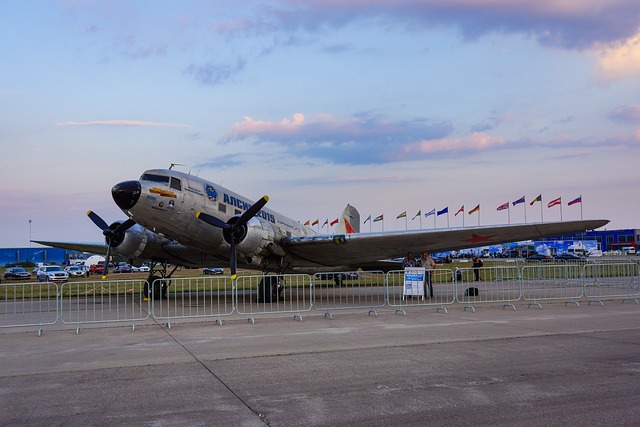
35, 167, 608, 298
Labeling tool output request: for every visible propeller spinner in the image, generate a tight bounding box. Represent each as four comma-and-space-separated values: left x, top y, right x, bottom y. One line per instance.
196, 195, 269, 279
87, 210, 136, 278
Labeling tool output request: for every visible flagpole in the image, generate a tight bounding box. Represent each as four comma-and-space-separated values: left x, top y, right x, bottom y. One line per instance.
405, 216, 407, 231
540, 199, 543, 222
433, 212, 436, 228
462, 209, 465, 227
447, 211, 450, 228
478, 209, 480, 226
419, 212, 422, 230
508, 204, 511, 224
369, 215, 372, 232
560, 202, 563, 222
580, 194, 583, 220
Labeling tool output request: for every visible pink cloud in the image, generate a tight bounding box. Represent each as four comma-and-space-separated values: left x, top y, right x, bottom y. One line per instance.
55, 120, 190, 128
404, 132, 507, 154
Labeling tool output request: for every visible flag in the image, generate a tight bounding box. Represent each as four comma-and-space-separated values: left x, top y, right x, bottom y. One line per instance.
322, 219, 328, 227
303, 220, 310, 226
468, 204, 480, 215
568, 195, 582, 206
455, 205, 464, 216
412, 210, 421, 220
437, 207, 448, 216
363, 215, 371, 224
497, 202, 508, 211
547, 197, 561, 208
396, 211, 407, 219
330, 218, 338, 226
424, 209, 436, 217
373, 214, 384, 222
311, 219, 319, 226
530, 194, 542, 206
512, 196, 525, 206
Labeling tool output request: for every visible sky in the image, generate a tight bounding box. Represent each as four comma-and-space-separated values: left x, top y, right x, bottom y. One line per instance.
1, 0, 640, 247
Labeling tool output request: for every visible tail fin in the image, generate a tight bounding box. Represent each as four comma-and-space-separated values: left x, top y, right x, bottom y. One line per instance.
336, 204, 360, 234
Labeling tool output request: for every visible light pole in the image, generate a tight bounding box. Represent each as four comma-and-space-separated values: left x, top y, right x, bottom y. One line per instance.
29, 219, 32, 263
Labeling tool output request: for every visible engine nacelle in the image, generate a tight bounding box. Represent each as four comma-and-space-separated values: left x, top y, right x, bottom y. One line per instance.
110, 222, 166, 264
234, 217, 286, 261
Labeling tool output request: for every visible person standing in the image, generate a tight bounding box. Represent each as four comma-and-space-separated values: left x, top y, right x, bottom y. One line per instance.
402, 252, 417, 268
420, 251, 436, 298
472, 256, 483, 281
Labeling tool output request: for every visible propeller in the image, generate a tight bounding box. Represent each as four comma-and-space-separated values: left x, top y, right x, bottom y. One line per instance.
87, 210, 136, 278
196, 195, 269, 279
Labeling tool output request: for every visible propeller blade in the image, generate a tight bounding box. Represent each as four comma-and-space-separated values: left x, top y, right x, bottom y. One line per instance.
236, 195, 269, 228
102, 244, 112, 279
87, 210, 109, 231
196, 212, 230, 229
229, 238, 237, 279
116, 218, 136, 233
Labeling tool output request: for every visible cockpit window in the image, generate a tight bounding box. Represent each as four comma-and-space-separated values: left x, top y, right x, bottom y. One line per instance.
170, 177, 181, 191
140, 173, 170, 184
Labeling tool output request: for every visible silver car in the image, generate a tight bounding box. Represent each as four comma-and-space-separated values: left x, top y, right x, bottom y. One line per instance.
37, 266, 69, 283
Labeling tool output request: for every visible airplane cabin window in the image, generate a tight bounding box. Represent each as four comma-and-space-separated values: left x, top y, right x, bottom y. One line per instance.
218, 204, 227, 214
170, 177, 181, 191
140, 173, 169, 184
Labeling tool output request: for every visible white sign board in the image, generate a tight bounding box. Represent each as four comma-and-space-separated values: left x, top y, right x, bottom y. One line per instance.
403, 267, 425, 300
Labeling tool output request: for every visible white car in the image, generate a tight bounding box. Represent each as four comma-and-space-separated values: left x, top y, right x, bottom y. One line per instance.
65, 266, 88, 277
132, 264, 150, 273
37, 266, 69, 283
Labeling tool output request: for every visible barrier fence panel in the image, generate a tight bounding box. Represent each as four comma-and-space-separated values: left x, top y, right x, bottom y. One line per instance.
0, 282, 58, 334
151, 276, 234, 326
386, 269, 454, 313
455, 266, 522, 311
583, 263, 639, 304
313, 271, 386, 318
60, 280, 149, 331
235, 274, 313, 322
521, 263, 584, 308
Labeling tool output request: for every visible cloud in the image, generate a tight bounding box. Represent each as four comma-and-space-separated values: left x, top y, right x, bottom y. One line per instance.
257, 0, 640, 50
224, 112, 461, 164
403, 132, 508, 155
55, 120, 190, 128
185, 58, 247, 86
608, 105, 640, 124
595, 32, 640, 81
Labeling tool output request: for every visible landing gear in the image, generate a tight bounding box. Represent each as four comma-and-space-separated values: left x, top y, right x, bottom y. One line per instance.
143, 262, 177, 300
258, 274, 285, 303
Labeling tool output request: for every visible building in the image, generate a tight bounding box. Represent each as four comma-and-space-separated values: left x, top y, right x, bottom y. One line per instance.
1, 247, 75, 266
540, 228, 639, 253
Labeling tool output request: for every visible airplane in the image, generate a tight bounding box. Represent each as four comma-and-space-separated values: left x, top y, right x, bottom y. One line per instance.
35, 167, 609, 299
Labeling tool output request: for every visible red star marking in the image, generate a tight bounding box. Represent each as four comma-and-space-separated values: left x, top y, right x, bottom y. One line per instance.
462, 234, 496, 244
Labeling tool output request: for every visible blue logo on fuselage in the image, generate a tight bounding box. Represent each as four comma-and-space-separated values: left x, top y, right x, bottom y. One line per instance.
223, 193, 276, 223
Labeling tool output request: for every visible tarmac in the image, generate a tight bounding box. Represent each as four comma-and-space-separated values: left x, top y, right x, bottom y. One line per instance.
1, 301, 639, 426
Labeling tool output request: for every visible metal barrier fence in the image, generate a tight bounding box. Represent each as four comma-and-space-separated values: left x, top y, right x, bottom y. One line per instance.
583, 263, 640, 305
235, 274, 313, 322
151, 276, 234, 327
0, 282, 58, 335
455, 266, 522, 312
1, 262, 639, 333
312, 271, 386, 319
521, 264, 584, 308
386, 269, 454, 314
60, 280, 149, 332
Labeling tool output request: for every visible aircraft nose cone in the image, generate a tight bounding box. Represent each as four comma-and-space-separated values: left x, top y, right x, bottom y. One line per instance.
112, 181, 142, 211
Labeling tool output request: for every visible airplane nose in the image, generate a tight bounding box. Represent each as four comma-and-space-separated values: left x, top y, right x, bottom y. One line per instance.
112, 181, 142, 211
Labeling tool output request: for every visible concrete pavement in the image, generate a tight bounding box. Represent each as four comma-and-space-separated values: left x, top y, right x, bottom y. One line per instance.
1, 302, 639, 426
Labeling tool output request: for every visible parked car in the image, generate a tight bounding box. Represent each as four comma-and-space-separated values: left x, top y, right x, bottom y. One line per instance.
4, 267, 31, 280
131, 264, 150, 272
203, 267, 224, 275
554, 253, 587, 261
37, 265, 69, 283
114, 264, 133, 273
90, 263, 104, 274
64, 265, 88, 277
524, 253, 551, 262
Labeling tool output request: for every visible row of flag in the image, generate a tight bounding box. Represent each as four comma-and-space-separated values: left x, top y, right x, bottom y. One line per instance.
302, 194, 583, 229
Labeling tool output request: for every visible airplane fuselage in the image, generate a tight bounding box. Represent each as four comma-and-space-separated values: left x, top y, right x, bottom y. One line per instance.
112, 169, 316, 271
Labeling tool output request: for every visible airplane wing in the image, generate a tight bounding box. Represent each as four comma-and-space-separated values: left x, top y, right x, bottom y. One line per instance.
32, 240, 107, 255
281, 219, 609, 271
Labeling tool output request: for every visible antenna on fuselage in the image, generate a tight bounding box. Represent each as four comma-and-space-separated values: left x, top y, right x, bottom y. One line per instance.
169, 163, 186, 170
